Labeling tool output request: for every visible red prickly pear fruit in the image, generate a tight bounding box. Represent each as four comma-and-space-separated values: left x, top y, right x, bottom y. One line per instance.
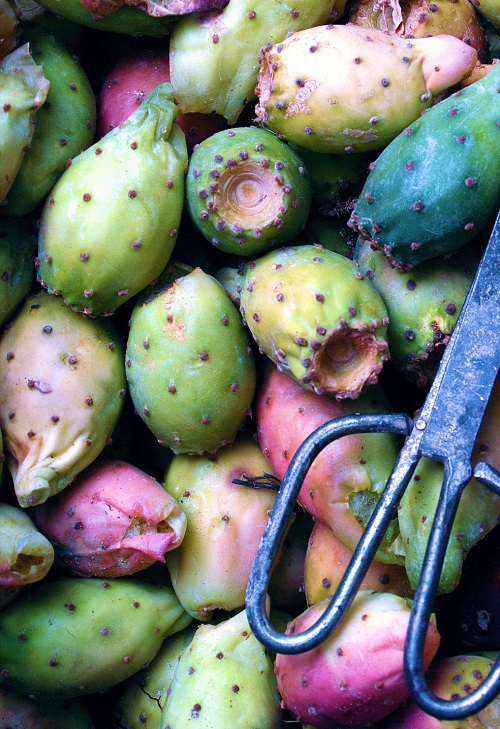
32, 458, 186, 578
97, 47, 227, 152
275, 591, 441, 728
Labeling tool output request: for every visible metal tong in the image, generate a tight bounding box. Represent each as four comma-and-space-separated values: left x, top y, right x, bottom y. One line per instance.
246, 209, 500, 721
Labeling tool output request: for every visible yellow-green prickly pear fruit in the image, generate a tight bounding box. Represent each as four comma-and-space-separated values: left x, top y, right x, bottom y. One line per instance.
161, 607, 281, 728
37, 82, 187, 316
0, 576, 192, 699
0, 43, 49, 203
0, 502, 54, 586
0, 289, 126, 508
255, 24, 478, 153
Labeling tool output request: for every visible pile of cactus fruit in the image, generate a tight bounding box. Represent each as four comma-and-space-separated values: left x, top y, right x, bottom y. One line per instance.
0, 0, 499, 726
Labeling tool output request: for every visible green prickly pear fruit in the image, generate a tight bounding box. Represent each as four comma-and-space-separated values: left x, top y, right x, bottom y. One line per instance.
0, 43, 49, 204
298, 215, 356, 257
0, 685, 94, 729
348, 62, 500, 268
0, 214, 36, 328
470, 0, 500, 28
185, 126, 312, 257
255, 25, 478, 154
0, 576, 192, 699
0, 502, 54, 586
169, 0, 346, 124
239, 244, 390, 399
126, 263, 256, 456
0, 289, 126, 508
4, 28, 96, 217
161, 607, 281, 728
355, 237, 479, 386
37, 82, 187, 316
163, 437, 279, 620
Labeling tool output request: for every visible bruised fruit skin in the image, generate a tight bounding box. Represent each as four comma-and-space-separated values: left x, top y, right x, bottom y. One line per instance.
126, 263, 256, 456
0, 502, 54, 587
0, 289, 126, 508
275, 590, 440, 728
185, 126, 313, 256
32, 458, 187, 578
239, 245, 390, 400
37, 82, 187, 317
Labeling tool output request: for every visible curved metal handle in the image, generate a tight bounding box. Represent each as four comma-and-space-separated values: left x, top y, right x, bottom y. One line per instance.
246, 412, 413, 654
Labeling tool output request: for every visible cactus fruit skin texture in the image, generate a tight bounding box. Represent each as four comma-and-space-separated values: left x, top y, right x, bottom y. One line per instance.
0, 1, 19, 60
0, 289, 126, 508
0, 43, 50, 204
4, 28, 96, 217
255, 24, 478, 154
169, 0, 345, 124
161, 608, 282, 729
275, 591, 440, 728
126, 263, 256, 455
37, 82, 187, 317
349, 61, 500, 269
186, 126, 312, 257
239, 245, 390, 400
470, 0, 500, 28
0, 215, 36, 329
0, 576, 192, 699
0, 502, 54, 587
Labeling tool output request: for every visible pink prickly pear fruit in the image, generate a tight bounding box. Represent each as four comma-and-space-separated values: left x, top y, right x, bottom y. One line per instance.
97, 47, 227, 152
385, 653, 499, 728
275, 590, 441, 728
0, 502, 54, 587
255, 362, 402, 564
304, 521, 413, 606
32, 458, 186, 578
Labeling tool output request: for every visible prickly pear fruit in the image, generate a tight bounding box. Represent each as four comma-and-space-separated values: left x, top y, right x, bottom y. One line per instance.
0, 289, 126, 508
0, 576, 192, 699
126, 263, 256, 455
348, 61, 500, 268
239, 244, 390, 399
255, 362, 403, 562
355, 237, 479, 386
169, 0, 346, 124
304, 521, 412, 605
163, 437, 279, 620
275, 590, 440, 728
267, 508, 313, 614
32, 458, 186, 578
255, 25, 478, 154
0, 214, 36, 328
4, 28, 96, 217
0, 0, 19, 60
37, 82, 187, 316
0, 43, 49, 204
0, 685, 94, 728
161, 607, 281, 728
185, 126, 312, 256
386, 653, 498, 727
470, 0, 500, 28
0, 502, 54, 586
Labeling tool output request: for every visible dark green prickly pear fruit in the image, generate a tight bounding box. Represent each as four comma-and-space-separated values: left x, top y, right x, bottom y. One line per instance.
161, 607, 281, 728
4, 28, 96, 217
37, 82, 187, 316
355, 237, 479, 386
239, 244, 390, 400
0, 43, 49, 204
0, 685, 94, 729
0, 576, 192, 700
185, 126, 312, 257
0, 215, 36, 328
169, 0, 347, 124
298, 216, 356, 257
0, 502, 54, 586
126, 263, 256, 455
255, 24, 478, 154
348, 62, 500, 268
0, 289, 126, 508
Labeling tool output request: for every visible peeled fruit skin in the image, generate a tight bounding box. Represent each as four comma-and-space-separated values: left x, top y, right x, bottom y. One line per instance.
255, 25, 478, 154
275, 590, 441, 728
163, 437, 279, 620
125, 264, 256, 456
185, 126, 313, 256
0, 502, 54, 587
239, 244, 390, 400
0, 577, 192, 699
37, 82, 187, 317
32, 458, 187, 578
0, 289, 127, 508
